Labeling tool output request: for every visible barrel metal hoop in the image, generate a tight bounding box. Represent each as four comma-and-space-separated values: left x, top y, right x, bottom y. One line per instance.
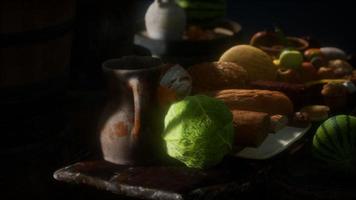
0, 19, 75, 48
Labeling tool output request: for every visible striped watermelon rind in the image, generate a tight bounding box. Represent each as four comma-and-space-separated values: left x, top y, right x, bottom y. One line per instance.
312, 115, 356, 172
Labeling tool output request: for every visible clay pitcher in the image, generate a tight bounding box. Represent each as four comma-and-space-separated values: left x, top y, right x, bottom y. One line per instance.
99, 56, 164, 165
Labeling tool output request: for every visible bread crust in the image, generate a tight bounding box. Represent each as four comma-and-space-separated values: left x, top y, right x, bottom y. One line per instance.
232, 110, 270, 147
211, 89, 294, 115
188, 61, 248, 93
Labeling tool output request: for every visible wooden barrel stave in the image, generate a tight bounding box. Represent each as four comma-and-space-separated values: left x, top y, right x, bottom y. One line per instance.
0, 0, 75, 33
0, 0, 75, 90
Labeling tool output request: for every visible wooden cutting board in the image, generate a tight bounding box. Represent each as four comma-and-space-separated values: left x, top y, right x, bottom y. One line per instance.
54, 158, 269, 200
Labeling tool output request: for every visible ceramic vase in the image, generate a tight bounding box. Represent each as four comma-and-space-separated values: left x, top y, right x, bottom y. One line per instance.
145, 0, 186, 40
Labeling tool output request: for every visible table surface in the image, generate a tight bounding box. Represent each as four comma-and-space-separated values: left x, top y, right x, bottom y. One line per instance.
51, 91, 356, 200
53, 157, 271, 200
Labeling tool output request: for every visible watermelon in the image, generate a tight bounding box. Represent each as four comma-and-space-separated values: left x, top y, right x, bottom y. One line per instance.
312, 115, 356, 172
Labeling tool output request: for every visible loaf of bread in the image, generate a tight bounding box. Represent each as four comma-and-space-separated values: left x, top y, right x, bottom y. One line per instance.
269, 115, 288, 133
300, 105, 330, 121
210, 89, 294, 115
188, 61, 248, 93
232, 110, 270, 147
248, 80, 306, 110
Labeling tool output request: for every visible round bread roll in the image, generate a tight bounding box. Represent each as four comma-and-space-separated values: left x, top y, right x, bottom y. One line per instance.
219, 45, 278, 81
300, 105, 330, 121
188, 61, 248, 93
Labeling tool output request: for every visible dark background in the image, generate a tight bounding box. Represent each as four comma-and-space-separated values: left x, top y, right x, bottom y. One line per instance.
137, 0, 355, 52
225, 0, 355, 52
69, 0, 356, 88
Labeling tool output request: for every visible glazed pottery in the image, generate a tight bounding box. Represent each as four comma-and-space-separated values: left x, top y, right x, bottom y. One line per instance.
99, 56, 164, 165
145, 0, 186, 40
135, 19, 242, 66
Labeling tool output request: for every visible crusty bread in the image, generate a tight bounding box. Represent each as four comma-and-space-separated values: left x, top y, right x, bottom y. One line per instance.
300, 105, 330, 121
232, 110, 270, 147
188, 61, 248, 93
269, 115, 288, 133
211, 89, 294, 115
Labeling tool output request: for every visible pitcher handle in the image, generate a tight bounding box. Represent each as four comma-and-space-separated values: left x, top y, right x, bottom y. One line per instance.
129, 77, 142, 140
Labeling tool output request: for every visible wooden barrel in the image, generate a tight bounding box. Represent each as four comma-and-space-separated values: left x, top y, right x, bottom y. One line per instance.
0, 1, 76, 197
0, 0, 75, 101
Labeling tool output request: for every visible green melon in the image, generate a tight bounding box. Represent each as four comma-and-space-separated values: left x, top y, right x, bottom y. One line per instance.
176, 0, 226, 21
312, 115, 356, 171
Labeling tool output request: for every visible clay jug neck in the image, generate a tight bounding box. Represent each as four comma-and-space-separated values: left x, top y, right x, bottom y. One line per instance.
156, 0, 176, 6
102, 56, 162, 98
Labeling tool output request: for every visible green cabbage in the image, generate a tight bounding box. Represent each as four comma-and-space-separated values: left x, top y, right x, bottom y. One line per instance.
163, 95, 234, 169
